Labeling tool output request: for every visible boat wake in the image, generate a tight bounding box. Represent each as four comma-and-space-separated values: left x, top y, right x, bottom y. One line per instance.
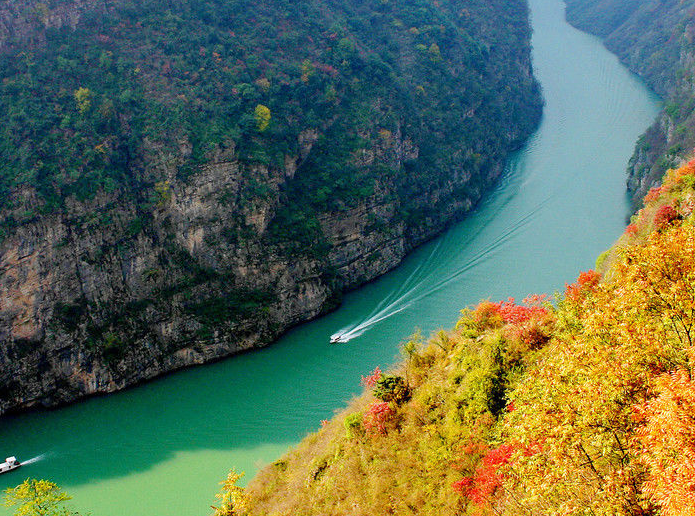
330, 237, 444, 344
330, 197, 551, 344
21, 454, 47, 466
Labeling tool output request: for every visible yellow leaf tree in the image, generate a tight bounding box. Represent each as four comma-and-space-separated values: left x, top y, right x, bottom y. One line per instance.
211, 470, 247, 516
4, 479, 79, 516
254, 104, 271, 132
73, 87, 93, 115
635, 369, 695, 516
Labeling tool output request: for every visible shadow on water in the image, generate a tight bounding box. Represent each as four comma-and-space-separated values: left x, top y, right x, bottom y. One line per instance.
0, 0, 662, 514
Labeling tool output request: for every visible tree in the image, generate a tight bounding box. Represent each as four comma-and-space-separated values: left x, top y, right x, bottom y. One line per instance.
502, 222, 695, 515
428, 43, 442, 62
253, 104, 271, 132
3, 479, 80, 516
635, 370, 695, 516
73, 87, 93, 115
373, 375, 411, 405
211, 470, 247, 516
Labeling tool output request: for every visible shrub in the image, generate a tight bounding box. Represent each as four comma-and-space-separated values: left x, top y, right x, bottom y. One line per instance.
362, 401, 394, 436
506, 318, 552, 350
497, 296, 547, 324
343, 413, 363, 439
360, 366, 382, 389
654, 204, 678, 229
564, 269, 601, 303
373, 375, 411, 405
453, 443, 514, 506
471, 301, 504, 329
644, 185, 665, 204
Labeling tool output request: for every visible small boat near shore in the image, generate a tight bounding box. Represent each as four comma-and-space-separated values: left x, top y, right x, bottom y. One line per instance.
0, 457, 21, 474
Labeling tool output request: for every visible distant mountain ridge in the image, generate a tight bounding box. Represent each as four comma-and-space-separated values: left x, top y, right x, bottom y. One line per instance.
0, 0, 541, 413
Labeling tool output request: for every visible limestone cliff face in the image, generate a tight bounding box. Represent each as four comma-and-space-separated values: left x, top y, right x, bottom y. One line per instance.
0, 0, 542, 414
0, 128, 502, 414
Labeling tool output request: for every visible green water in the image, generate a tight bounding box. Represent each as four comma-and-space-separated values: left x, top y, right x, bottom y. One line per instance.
0, 0, 661, 514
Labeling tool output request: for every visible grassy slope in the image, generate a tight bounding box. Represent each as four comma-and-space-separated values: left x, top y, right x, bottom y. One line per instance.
223, 162, 695, 516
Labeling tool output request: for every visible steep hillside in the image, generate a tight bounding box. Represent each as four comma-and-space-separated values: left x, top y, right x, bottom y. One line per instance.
564, 0, 695, 206
232, 162, 695, 516
0, 0, 542, 413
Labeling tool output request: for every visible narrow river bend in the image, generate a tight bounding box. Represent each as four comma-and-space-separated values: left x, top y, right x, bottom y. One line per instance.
0, 0, 660, 514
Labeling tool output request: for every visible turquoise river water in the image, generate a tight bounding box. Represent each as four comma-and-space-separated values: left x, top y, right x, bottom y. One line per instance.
0, 0, 661, 514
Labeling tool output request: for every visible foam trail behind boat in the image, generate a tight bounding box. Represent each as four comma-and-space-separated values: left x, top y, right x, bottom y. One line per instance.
416, 198, 550, 299
21, 454, 46, 465
330, 196, 551, 343
330, 240, 444, 343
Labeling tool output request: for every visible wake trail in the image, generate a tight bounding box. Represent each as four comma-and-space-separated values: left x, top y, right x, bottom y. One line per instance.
331, 240, 445, 342
21, 454, 47, 466
332, 197, 551, 343
363, 239, 442, 320
420, 197, 551, 297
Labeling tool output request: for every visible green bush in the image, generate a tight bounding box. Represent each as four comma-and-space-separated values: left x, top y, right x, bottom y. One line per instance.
343, 412, 364, 438
373, 375, 411, 405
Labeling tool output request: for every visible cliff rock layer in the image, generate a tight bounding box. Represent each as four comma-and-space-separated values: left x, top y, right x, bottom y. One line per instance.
0, 0, 542, 414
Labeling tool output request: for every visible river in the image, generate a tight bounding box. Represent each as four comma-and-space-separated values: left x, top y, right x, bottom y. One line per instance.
0, 0, 660, 514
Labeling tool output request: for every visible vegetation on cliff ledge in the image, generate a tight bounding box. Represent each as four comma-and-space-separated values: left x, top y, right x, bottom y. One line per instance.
0, 0, 540, 226
211, 161, 695, 515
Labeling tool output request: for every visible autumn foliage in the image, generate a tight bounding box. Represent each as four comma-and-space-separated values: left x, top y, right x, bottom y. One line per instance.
634, 370, 695, 516
564, 269, 600, 303
501, 164, 695, 515
239, 163, 695, 516
362, 401, 395, 435
472, 296, 548, 326
211, 470, 247, 516
653, 203, 678, 228
496, 296, 547, 324
453, 444, 514, 505
643, 185, 665, 204
360, 366, 382, 388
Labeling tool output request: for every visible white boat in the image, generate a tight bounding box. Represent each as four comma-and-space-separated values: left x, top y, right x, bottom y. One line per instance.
330, 334, 344, 344
0, 457, 20, 474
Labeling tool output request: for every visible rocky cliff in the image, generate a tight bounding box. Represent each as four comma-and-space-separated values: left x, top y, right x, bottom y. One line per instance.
0, 0, 542, 414
564, 0, 695, 206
